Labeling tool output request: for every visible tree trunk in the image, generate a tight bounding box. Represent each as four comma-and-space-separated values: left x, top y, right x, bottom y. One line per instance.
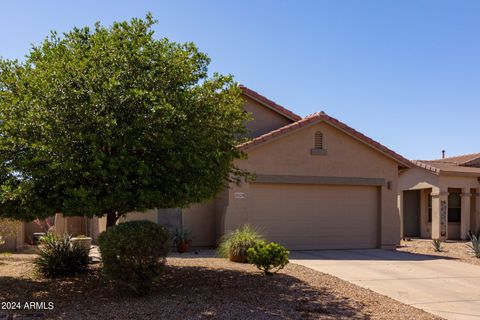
105, 211, 118, 228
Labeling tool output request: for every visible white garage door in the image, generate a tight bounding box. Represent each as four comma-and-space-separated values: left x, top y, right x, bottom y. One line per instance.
248, 184, 379, 250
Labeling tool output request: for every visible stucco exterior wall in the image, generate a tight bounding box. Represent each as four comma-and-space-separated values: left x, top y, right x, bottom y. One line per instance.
182, 201, 216, 246
243, 96, 292, 138
398, 167, 439, 191
120, 209, 158, 224
0, 223, 24, 252
438, 175, 480, 190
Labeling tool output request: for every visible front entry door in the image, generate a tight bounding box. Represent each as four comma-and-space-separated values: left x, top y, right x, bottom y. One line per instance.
403, 190, 421, 237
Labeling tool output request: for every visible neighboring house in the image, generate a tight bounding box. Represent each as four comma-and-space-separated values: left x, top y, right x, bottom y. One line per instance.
399, 153, 480, 241
2, 86, 412, 251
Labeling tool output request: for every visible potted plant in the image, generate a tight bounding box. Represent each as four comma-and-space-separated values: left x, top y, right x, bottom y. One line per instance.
173, 228, 192, 253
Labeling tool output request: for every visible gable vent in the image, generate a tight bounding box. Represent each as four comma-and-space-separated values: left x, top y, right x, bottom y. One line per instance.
314, 131, 324, 149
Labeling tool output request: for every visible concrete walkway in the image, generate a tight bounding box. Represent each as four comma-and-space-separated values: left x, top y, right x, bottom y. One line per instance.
290, 249, 480, 320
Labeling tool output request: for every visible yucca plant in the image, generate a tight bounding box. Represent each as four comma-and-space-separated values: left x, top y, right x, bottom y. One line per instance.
34, 233, 89, 277
466, 232, 480, 258
217, 225, 265, 263
432, 239, 443, 252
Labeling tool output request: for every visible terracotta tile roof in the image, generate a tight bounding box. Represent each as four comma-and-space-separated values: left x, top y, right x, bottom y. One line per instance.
412, 160, 480, 176
429, 152, 480, 165
238, 111, 412, 168
411, 160, 441, 174
240, 85, 302, 122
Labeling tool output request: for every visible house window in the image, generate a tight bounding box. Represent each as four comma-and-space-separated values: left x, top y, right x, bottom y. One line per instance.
314, 131, 324, 149
448, 191, 461, 222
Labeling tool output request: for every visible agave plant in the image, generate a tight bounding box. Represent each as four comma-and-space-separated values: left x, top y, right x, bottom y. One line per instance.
432, 239, 443, 252
466, 232, 480, 258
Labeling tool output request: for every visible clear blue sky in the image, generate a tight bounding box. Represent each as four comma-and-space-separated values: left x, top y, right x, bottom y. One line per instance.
1, 1, 479, 160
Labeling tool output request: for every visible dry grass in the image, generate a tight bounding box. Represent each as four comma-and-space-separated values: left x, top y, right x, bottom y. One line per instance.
398, 238, 480, 266
0, 252, 440, 320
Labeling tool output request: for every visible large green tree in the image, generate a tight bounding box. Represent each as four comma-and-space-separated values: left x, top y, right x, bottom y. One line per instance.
0, 15, 248, 227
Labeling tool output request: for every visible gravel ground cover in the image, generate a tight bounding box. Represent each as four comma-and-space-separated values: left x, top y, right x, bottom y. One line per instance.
397, 239, 480, 266
0, 252, 440, 320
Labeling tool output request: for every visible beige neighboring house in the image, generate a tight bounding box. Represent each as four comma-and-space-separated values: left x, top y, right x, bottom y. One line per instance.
399, 153, 480, 241
2, 86, 412, 251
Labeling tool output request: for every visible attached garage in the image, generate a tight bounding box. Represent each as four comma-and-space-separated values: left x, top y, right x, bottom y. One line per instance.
176, 89, 410, 251
247, 183, 379, 250
221, 110, 411, 251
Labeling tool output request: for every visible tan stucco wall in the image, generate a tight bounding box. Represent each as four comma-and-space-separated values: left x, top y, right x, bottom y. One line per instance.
243, 96, 293, 138
438, 175, 480, 190
120, 209, 158, 224
0, 223, 24, 252
223, 121, 402, 249
182, 201, 216, 246
239, 122, 399, 179
398, 167, 439, 191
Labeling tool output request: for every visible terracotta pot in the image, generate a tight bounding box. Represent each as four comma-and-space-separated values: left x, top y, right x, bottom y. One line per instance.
229, 251, 248, 263
177, 242, 190, 253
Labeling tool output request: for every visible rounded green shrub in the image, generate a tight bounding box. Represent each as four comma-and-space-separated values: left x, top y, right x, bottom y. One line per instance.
247, 242, 289, 275
98, 220, 170, 295
217, 225, 264, 263
34, 233, 89, 278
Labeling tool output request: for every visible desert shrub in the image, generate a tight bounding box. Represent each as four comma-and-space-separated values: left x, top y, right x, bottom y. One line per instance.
34, 233, 89, 277
247, 242, 289, 275
467, 232, 480, 258
217, 225, 264, 262
98, 220, 170, 295
432, 239, 443, 252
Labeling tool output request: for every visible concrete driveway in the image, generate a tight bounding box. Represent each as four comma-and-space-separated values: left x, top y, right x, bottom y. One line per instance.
290, 249, 480, 320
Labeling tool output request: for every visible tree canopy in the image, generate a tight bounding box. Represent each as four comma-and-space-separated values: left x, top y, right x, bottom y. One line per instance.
0, 14, 248, 226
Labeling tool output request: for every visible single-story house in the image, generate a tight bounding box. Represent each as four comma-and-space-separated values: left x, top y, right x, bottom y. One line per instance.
2, 86, 412, 251
399, 153, 480, 240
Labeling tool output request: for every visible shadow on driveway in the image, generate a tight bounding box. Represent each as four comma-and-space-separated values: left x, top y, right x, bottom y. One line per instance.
290, 249, 457, 262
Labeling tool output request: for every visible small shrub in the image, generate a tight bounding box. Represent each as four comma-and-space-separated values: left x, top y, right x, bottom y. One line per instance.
432, 239, 443, 252
98, 220, 170, 295
247, 242, 289, 275
217, 225, 264, 263
34, 233, 89, 278
466, 232, 480, 258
